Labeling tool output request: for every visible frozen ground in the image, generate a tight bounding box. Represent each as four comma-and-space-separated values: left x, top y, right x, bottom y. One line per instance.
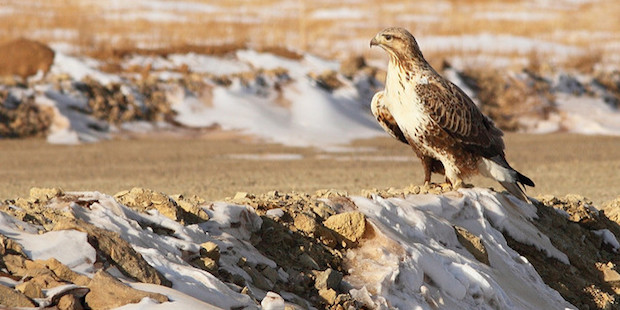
0, 188, 586, 309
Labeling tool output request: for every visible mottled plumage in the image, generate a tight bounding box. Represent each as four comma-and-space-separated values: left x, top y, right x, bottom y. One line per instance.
370, 27, 534, 201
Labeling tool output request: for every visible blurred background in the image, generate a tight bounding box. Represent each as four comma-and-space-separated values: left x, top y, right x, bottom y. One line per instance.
2, 0, 620, 66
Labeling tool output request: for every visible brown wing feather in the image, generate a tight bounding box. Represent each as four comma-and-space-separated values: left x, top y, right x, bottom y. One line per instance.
415, 78, 505, 159
371, 91, 408, 144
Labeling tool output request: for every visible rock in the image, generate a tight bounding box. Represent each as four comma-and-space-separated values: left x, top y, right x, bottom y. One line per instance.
199, 241, 220, 261
58, 293, 84, 310
0, 234, 24, 256
170, 194, 210, 224
85, 270, 168, 310
0, 283, 36, 307
15, 281, 44, 298
318, 288, 338, 305
234, 192, 250, 200
311, 201, 335, 219
54, 218, 171, 287
261, 266, 280, 284
3, 254, 29, 276
323, 211, 367, 247
0, 38, 55, 80
193, 257, 218, 274
29, 187, 64, 202
454, 226, 489, 265
25, 273, 65, 289
114, 188, 180, 222
293, 213, 318, 234
43, 258, 91, 286
314, 268, 343, 291
242, 265, 273, 291
298, 253, 320, 270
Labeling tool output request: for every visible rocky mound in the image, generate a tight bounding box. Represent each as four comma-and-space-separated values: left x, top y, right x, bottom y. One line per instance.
0, 186, 619, 309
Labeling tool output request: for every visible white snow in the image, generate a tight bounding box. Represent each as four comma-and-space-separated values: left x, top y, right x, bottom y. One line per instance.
50, 53, 120, 85
553, 93, 620, 136
0, 212, 96, 274
347, 188, 575, 309
593, 229, 620, 251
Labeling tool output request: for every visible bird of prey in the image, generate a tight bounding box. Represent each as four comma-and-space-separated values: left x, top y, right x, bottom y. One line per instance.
370, 27, 534, 201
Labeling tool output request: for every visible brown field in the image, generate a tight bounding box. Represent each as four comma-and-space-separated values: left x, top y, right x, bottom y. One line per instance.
2, 0, 620, 65
1, 132, 618, 205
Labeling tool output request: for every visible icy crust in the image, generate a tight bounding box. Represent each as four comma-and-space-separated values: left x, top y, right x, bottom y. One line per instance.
348, 189, 574, 310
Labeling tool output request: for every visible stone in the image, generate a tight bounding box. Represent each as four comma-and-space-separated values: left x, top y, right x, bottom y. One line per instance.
170, 194, 210, 224
85, 270, 168, 310
200, 241, 220, 261
114, 188, 180, 222
323, 211, 367, 247
54, 218, 171, 287
234, 192, 250, 200
293, 213, 318, 234
58, 293, 84, 310
26, 273, 65, 289
43, 258, 91, 286
454, 226, 489, 265
193, 257, 218, 274
298, 253, 320, 270
3, 254, 28, 276
0, 283, 36, 307
15, 280, 44, 298
242, 265, 273, 291
0, 233, 25, 255
261, 266, 280, 284
29, 187, 64, 202
318, 288, 338, 305
314, 268, 343, 291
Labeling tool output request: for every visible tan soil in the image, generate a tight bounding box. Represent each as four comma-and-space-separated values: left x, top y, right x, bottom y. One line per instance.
0, 132, 618, 205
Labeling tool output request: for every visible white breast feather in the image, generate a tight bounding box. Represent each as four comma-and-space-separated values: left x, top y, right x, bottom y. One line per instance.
383, 61, 428, 143
382, 61, 458, 176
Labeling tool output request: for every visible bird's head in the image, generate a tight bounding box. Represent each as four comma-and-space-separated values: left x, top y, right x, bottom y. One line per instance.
370, 27, 424, 62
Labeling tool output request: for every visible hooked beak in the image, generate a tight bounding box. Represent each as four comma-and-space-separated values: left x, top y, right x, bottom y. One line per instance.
370, 36, 379, 48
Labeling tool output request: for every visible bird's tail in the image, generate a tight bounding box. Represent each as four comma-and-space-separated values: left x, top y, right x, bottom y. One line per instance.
480, 157, 535, 202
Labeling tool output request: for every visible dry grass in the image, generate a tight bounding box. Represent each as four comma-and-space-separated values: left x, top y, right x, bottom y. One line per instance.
462, 67, 556, 131
1, 0, 620, 64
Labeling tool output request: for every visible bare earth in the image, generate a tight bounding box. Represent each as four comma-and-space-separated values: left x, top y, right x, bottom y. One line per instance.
1, 132, 619, 205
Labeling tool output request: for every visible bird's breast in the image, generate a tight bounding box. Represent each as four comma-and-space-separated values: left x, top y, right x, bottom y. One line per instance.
383, 70, 430, 143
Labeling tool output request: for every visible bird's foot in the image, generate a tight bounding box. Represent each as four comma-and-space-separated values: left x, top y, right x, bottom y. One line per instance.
422, 182, 453, 192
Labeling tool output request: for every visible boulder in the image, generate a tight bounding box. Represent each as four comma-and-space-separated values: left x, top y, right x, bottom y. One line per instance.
323, 211, 367, 247
0, 284, 36, 307
85, 270, 168, 310
53, 218, 171, 287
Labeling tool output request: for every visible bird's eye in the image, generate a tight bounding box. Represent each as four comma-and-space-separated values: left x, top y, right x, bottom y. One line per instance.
384, 35, 393, 41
